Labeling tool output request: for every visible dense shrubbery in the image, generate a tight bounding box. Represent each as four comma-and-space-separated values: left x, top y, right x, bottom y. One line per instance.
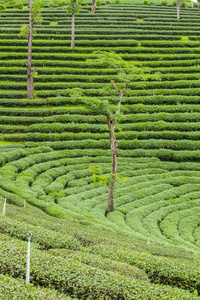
0, 217, 80, 250
0, 234, 199, 299
0, 274, 71, 300
89, 243, 200, 294
1, 4, 200, 299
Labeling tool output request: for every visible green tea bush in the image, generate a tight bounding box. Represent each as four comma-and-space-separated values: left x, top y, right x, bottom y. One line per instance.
0, 116, 43, 125
0, 235, 199, 299
118, 183, 200, 214
160, 0, 167, 5
179, 212, 200, 244
49, 248, 149, 281
159, 207, 200, 249
58, 1, 64, 7
0, 98, 47, 107
181, 1, 186, 7
142, 204, 193, 246
0, 125, 27, 134
89, 243, 200, 294
29, 123, 107, 133
16, 2, 23, 9
48, 1, 54, 7
0, 108, 51, 117
0, 217, 80, 250
24, 132, 108, 142
0, 4, 6, 10
0, 91, 26, 98
0, 274, 71, 300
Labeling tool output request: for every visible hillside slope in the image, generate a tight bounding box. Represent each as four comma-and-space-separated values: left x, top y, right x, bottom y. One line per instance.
0, 3, 200, 298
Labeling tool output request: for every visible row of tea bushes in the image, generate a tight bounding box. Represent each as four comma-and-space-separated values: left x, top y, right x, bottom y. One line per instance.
7, 130, 200, 143
27, 121, 200, 134
3, 45, 200, 55
5, 137, 200, 152
89, 243, 200, 294
48, 248, 149, 281
0, 274, 71, 300
0, 234, 199, 299
0, 216, 80, 250
159, 206, 200, 247
4, 80, 200, 94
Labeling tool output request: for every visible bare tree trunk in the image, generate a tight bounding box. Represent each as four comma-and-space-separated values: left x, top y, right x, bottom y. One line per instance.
91, 0, 96, 13
106, 85, 127, 213
27, 0, 34, 99
107, 128, 117, 213
71, 13, 75, 48
177, 0, 180, 19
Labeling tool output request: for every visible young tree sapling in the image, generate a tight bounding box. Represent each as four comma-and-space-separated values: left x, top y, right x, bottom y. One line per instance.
66, 0, 81, 48
70, 51, 160, 213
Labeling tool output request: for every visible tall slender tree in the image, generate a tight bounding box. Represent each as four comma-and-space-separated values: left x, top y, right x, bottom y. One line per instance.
71, 51, 160, 213
19, 0, 42, 99
66, 0, 81, 48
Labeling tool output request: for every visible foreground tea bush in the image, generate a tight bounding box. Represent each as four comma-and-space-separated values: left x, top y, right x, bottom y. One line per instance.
0, 234, 199, 300
0, 274, 71, 300
89, 243, 200, 294
0, 217, 81, 250
49, 248, 149, 281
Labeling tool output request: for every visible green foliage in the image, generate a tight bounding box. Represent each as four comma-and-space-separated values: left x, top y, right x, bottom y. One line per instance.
89, 243, 200, 294
66, 0, 81, 14
49, 248, 149, 281
0, 217, 80, 250
68, 51, 160, 139
58, 1, 64, 6
143, 0, 149, 4
33, 0, 43, 25
160, 0, 168, 5
0, 4, 6, 10
2, 5, 200, 298
18, 25, 30, 39
18, 1, 43, 39
0, 274, 70, 300
89, 165, 114, 187
47, 1, 54, 7
96, 0, 102, 5
6, 0, 16, 6
181, 1, 186, 7
88, 165, 127, 187
0, 235, 199, 300
16, 2, 23, 9
115, 0, 120, 3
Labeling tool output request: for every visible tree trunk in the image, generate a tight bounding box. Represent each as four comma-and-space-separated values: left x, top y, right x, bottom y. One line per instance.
91, 0, 96, 13
71, 13, 75, 48
106, 89, 124, 213
107, 119, 117, 213
27, 0, 34, 99
177, 0, 180, 19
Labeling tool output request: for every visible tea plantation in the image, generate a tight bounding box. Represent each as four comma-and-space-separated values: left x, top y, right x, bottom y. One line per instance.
1, 0, 200, 298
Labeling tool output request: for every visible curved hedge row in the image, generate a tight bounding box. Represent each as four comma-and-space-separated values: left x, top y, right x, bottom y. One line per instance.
0, 234, 199, 299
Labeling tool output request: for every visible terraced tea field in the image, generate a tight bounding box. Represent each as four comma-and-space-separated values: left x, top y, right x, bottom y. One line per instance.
1, 2, 200, 299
